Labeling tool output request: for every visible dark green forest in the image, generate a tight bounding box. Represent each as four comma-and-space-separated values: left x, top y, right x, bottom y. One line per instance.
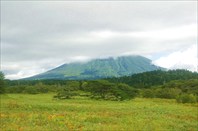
1, 70, 198, 103
106, 69, 198, 88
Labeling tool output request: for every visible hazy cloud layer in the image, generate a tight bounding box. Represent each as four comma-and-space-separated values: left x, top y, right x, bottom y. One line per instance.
1, 1, 197, 79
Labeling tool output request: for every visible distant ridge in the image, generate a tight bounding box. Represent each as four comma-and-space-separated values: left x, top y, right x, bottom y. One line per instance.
25, 55, 163, 80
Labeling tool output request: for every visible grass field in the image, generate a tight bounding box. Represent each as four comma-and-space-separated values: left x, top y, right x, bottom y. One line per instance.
0, 94, 198, 131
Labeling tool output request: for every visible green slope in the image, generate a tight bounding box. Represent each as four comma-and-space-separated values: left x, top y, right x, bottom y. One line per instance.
26, 55, 162, 80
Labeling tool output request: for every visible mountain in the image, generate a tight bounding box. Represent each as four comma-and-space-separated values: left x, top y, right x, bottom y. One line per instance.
26, 55, 163, 80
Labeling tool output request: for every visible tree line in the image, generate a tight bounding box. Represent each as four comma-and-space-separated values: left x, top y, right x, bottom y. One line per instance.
0, 70, 198, 103
106, 69, 198, 88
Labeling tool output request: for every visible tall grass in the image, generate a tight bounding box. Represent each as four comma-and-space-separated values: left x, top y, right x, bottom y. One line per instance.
0, 94, 197, 131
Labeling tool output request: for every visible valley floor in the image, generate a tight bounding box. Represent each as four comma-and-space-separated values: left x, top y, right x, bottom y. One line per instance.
0, 94, 198, 131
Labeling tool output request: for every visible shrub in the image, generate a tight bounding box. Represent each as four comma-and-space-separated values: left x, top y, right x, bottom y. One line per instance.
54, 86, 79, 99
85, 80, 115, 99
103, 93, 120, 101
87, 81, 137, 101
176, 94, 197, 103
5, 86, 26, 93
115, 83, 138, 100
142, 89, 155, 98
54, 90, 77, 99
34, 82, 49, 93
155, 88, 182, 99
54, 80, 137, 101
24, 86, 38, 94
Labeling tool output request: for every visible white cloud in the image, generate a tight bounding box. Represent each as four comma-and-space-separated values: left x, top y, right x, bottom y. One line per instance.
88, 24, 197, 40
5, 70, 42, 80
153, 44, 197, 72
69, 56, 92, 63
128, 24, 197, 40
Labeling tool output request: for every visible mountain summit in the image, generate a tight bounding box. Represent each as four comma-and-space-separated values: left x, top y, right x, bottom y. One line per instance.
26, 55, 162, 80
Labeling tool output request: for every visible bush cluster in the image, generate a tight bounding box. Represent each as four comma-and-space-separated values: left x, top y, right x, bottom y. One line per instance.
141, 79, 198, 103
54, 80, 138, 101
5, 82, 58, 94
176, 94, 197, 103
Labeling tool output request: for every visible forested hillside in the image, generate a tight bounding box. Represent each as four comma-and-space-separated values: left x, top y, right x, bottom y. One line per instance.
107, 69, 198, 88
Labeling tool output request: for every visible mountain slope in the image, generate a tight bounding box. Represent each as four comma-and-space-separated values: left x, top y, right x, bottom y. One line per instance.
26, 55, 163, 80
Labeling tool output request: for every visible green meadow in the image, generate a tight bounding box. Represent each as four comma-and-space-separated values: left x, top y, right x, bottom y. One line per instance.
1, 94, 197, 131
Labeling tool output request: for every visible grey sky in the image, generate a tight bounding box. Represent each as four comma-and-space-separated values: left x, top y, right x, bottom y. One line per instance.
1, 1, 197, 79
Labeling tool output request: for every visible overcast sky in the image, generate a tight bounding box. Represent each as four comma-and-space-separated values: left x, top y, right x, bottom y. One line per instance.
1, 1, 197, 80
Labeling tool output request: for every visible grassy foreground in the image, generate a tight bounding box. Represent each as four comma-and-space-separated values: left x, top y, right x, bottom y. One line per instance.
0, 94, 197, 131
